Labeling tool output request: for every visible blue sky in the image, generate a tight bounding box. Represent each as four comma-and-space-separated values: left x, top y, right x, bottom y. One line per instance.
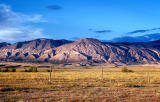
1, 0, 160, 42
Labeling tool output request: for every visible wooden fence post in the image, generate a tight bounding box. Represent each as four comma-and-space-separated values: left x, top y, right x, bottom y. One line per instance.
49, 66, 53, 84
102, 66, 104, 81
147, 72, 150, 84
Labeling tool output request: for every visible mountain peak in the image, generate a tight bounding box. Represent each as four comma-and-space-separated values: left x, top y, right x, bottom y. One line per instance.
76, 38, 102, 44
4, 39, 72, 50
79, 38, 98, 41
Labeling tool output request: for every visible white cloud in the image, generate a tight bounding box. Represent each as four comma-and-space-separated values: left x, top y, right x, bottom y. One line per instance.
0, 27, 44, 42
24, 14, 47, 23
0, 4, 47, 43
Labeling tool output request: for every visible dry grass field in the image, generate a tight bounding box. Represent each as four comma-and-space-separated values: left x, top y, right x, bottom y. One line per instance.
1, 63, 160, 102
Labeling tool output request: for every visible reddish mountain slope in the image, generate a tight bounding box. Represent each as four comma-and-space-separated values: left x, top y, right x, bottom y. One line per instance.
0, 38, 160, 65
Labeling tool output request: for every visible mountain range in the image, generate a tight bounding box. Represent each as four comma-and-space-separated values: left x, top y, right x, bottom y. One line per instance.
1, 38, 160, 65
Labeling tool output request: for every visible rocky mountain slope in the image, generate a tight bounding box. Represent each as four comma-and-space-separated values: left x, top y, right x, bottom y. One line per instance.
1, 38, 160, 65
0, 42, 10, 48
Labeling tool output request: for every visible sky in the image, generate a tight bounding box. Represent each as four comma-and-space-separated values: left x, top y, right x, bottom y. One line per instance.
1, 0, 160, 43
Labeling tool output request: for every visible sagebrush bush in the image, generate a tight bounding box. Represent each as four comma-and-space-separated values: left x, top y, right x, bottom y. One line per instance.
46, 69, 50, 72
11, 68, 16, 72
0, 68, 16, 72
25, 66, 38, 72
124, 83, 145, 87
24, 69, 28, 72
122, 67, 133, 72
3, 68, 9, 72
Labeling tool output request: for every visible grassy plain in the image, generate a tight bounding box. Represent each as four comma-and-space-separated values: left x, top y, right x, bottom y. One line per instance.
1, 63, 160, 102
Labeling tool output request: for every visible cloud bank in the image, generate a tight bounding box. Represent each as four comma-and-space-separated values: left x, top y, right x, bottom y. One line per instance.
112, 33, 160, 42
126, 28, 160, 35
0, 4, 47, 43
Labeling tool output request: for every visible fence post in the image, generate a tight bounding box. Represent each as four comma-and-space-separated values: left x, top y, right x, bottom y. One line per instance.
147, 72, 150, 84
102, 66, 104, 81
49, 66, 53, 84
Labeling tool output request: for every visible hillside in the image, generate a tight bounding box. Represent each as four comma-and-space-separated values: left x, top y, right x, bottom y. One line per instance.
0, 38, 160, 65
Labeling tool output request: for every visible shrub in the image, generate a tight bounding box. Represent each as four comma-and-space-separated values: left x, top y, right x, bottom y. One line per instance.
25, 66, 38, 72
46, 69, 50, 72
30, 66, 38, 72
0, 87, 29, 92
124, 83, 145, 87
122, 67, 133, 72
3, 68, 9, 72
0, 68, 16, 72
24, 69, 28, 72
11, 68, 16, 72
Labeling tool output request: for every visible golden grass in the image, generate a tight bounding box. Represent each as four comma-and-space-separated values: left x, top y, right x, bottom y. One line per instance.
1, 63, 160, 101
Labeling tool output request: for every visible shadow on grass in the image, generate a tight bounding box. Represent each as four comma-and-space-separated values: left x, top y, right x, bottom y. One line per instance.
0, 87, 38, 92
124, 83, 146, 88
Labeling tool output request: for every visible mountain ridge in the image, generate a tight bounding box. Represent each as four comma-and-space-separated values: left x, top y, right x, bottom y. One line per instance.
1, 38, 160, 65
